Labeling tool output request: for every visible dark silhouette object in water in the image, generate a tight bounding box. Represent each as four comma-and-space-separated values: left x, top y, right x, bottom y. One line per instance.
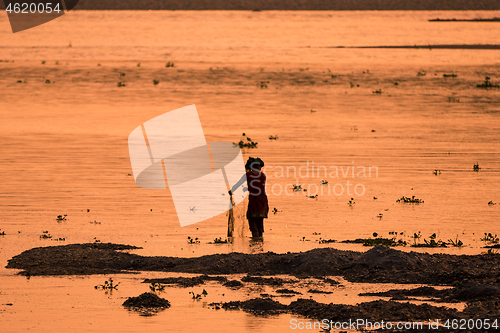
396, 196, 423, 204
477, 77, 499, 88
473, 162, 481, 172
118, 81, 126, 87
153, 80, 160, 85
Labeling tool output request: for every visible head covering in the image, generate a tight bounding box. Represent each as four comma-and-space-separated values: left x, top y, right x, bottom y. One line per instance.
246, 157, 264, 171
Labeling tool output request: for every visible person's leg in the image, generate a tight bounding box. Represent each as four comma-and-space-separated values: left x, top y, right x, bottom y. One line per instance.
247, 213, 260, 238
256, 218, 264, 238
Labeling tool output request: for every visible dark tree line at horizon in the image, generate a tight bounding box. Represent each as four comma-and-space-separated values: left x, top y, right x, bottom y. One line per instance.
1, 0, 500, 10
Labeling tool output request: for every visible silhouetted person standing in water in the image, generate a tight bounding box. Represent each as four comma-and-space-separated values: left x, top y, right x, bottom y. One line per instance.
230, 157, 269, 239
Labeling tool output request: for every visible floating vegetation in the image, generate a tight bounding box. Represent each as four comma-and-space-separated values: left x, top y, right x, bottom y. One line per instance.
260, 81, 269, 88
477, 76, 499, 88
189, 289, 207, 300
45, 79, 51, 84
347, 198, 355, 206
187, 236, 200, 244
213, 237, 228, 244
320, 179, 328, 185
272, 207, 281, 214
319, 238, 336, 244
233, 133, 258, 149
52, 237, 66, 241
363, 232, 406, 247
422, 233, 446, 248
41, 61, 46, 64
149, 282, 166, 293
292, 184, 303, 192
94, 237, 101, 243
481, 233, 499, 246
396, 195, 424, 204
117, 81, 126, 87
411, 231, 422, 246
137, 63, 141, 67
165, 61, 175, 68
39, 231, 52, 239
473, 162, 481, 172
89, 220, 101, 224
433, 170, 441, 175
310, 109, 317, 113
0, 229, 5, 236
268, 135, 278, 140
488, 201, 496, 206
308, 194, 318, 199
417, 71, 426, 76
95, 278, 120, 291
448, 235, 464, 247
372, 89, 383, 94
153, 79, 159, 85
56, 214, 67, 221
120, 73, 126, 77
443, 74, 457, 78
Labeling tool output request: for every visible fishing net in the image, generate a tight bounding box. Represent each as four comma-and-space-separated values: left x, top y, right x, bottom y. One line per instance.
227, 194, 247, 238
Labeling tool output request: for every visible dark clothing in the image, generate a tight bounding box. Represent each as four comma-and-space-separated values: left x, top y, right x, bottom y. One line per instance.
246, 171, 269, 218
247, 214, 264, 238
246, 171, 268, 237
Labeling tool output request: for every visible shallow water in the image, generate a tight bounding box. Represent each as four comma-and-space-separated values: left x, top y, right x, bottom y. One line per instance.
0, 10, 500, 333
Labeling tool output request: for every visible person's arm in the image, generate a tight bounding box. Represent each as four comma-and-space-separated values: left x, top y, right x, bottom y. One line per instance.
229, 173, 247, 195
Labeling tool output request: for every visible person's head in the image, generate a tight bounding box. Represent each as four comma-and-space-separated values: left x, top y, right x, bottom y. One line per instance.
246, 157, 264, 172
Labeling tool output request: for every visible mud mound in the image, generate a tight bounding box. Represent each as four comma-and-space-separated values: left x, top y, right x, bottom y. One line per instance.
122, 292, 171, 315
241, 275, 296, 286
218, 297, 461, 322
453, 285, 500, 301
221, 298, 287, 313
223, 280, 244, 288
143, 275, 227, 287
275, 288, 301, 294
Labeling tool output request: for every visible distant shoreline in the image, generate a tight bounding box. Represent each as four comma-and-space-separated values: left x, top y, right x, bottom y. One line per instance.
2, 0, 500, 11
430, 18, 500, 21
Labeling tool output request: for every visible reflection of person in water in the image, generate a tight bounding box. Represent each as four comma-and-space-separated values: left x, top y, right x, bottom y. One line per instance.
230, 157, 269, 239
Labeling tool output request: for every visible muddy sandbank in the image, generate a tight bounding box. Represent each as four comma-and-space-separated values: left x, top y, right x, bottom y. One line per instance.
6, 243, 500, 288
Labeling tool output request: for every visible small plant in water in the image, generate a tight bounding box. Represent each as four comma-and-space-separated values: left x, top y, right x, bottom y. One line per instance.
422, 233, 446, 248
187, 236, 200, 244
363, 231, 406, 247
412, 231, 422, 246
95, 278, 120, 291
448, 235, 464, 247
149, 282, 166, 293
0, 229, 5, 236
473, 163, 481, 172
189, 289, 208, 300
39, 231, 52, 239
233, 133, 258, 149
268, 135, 278, 140
347, 198, 355, 206
213, 237, 228, 244
56, 214, 67, 221
481, 233, 499, 246
396, 196, 423, 204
